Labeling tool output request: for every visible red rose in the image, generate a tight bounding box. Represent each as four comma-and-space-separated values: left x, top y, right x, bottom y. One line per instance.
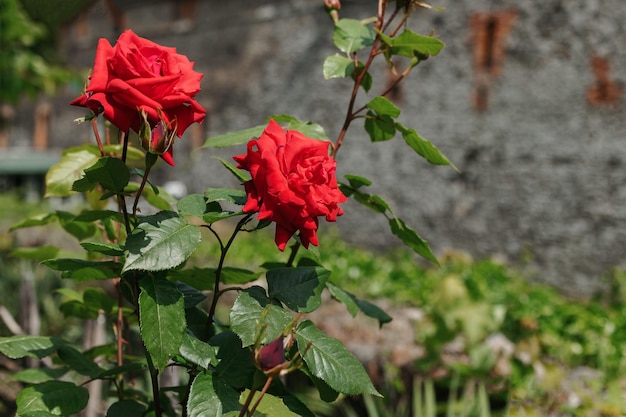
234, 120, 347, 251
71, 30, 205, 165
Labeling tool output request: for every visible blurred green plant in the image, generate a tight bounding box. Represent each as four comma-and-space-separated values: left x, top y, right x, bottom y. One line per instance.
0, 0, 75, 109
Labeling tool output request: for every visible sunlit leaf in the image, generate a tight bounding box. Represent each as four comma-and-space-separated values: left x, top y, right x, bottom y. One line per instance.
0, 335, 64, 359
230, 291, 293, 347
123, 211, 201, 273
203, 125, 265, 148
139, 274, 186, 371
45, 149, 99, 197
83, 156, 130, 193
323, 54, 354, 79
179, 332, 217, 369
397, 122, 456, 168
295, 320, 380, 396
187, 371, 241, 417
389, 217, 438, 264
333, 18, 375, 54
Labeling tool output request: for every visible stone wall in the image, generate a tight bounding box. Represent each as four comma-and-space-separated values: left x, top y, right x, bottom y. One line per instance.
10, 0, 626, 296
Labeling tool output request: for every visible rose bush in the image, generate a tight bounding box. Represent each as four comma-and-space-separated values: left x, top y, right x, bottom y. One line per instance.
71, 30, 205, 165
234, 119, 348, 251
2, 3, 452, 416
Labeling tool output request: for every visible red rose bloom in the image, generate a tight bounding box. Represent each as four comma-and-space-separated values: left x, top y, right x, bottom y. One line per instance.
234, 120, 347, 251
71, 30, 205, 165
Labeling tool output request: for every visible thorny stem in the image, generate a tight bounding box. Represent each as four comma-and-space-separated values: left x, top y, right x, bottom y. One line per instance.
206, 213, 255, 329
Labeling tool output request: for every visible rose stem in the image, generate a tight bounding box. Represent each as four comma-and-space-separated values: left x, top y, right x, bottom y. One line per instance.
206, 213, 255, 330
247, 376, 274, 417
332, 1, 386, 157
91, 118, 106, 157
286, 241, 300, 267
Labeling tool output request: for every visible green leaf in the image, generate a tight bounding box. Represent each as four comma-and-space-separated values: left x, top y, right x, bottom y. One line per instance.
106, 400, 146, 417
124, 182, 176, 211
177, 194, 208, 218
267, 267, 330, 313
80, 241, 124, 256
56, 210, 97, 241
326, 282, 359, 317
215, 157, 251, 183
56, 345, 104, 378
203, 125, 265, 148
10, 245, 59, 261
270, 114, 330, 142
168, 267, 215, 291
389, 217, 438, 264
322, 54, 354, 79
83, 288, 115, 313
344, 174, 372, 189
221, 267, 261, 285
365, 96, 401, 118
12, 367, 68, 384
60, 301, 98, 319
139, 274, 186, 371
326, 283, 392, 327
187, 371, 241, 417
205, 188, 247, 205
364, 111, 396, 142
9, 212, 57, 231
352, 191, 392, 214
210, 331, 257, 389
123, 211, 201, 273
73, 210, 124, 223
58, 288, 114, 319
83, 157, 130, 193
176, 281, 207, 308
179, 332, 217, 369
42, 259, 122, 281
295, 320, 380, 396
378, 29, 445, 58
230, 291, 293, 347
397, 123, 455, 168
16, 381, 88, 416
71, 175, 95, 192
355, 299, 393, 327
102, 144, 145, 160
0, 335, 64, 359
45, 149, 99, 197
96, 362, 146, 379
333, 18, 375, 54
239, 390, 314, 417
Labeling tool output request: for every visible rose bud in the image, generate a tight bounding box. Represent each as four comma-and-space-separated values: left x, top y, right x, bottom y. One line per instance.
139, 110, 177, 166
255, 336, 285, 373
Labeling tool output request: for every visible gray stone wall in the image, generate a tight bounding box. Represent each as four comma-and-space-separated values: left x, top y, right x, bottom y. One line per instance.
10, 0, 626, 296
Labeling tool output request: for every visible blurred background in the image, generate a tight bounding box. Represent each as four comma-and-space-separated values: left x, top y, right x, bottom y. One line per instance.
1, 0, 626, 415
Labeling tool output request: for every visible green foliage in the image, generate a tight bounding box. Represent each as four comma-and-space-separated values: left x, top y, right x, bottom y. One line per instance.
123, 211, 202, 273
0, 0, 76, 106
